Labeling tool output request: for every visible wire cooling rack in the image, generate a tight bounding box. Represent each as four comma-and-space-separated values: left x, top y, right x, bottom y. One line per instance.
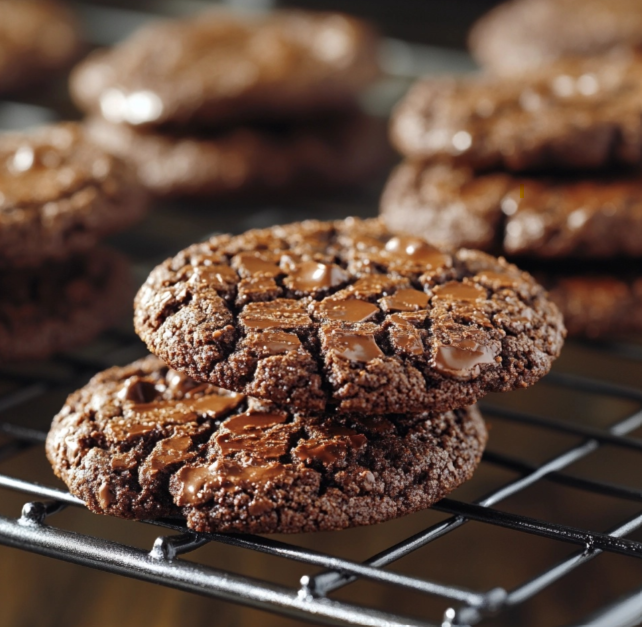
2, 2, 642, 627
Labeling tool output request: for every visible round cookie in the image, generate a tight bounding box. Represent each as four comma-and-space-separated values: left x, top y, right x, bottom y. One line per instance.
539, 271, 642, 339
46, 355, 487, 534
381, 161, 642, 258
0, 247, 133, 362
470, 0, 642, 75
70, 10, 379, 128
134, 218, 565, 416
391, 52, 642, 172
0, 0, 81, 93
0, 122, 149, 267
85, 112, 389, 199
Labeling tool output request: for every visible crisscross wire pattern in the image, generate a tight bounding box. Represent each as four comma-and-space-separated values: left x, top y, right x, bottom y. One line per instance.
1, 3, 642, 627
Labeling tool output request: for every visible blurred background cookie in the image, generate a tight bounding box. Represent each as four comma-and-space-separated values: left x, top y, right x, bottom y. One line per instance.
0, 247, 132, 361
470, 0, 642, 75
0, 0, 82, 94
0, 122, 148, 267
85, 111, 389, 199
70, 10, 379, 128
69, 9, 387, 200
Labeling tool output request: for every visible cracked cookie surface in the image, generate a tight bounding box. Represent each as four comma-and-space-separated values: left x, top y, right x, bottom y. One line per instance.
0, 122, 148, 267
46, 356, 487, 534
134, 218, 565, 415
391, 53, 642, 172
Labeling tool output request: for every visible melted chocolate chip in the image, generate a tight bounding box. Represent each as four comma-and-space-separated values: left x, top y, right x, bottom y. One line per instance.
380, 288, 429, 312
286, 261, 349, 292
239, 299, 312, 330
148, 435, 193, 475
117, 378, 158, 403
233, 253, 281, 277
384, 236, 451, 269
259, 331, 301, 354
175, 460, 286, 505
316, 298, 379, 323
433, 281, 487, 302
188, 264, 239, 287
323, 329, 384, 362
434, 338, 501, 380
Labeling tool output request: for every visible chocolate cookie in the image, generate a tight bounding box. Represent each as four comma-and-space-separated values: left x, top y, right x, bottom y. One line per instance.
85, 112, 389, 198
538, 270, 642, 339
381, 161, 642, 258
0, 0, 81, 93
0, 247, 133, 362
391, 52, 642, 172
134, 218, 565, 415
470, 0, 642, 75
0, 122, 149, 267
46, 355, 487, 534
70, 10, 379, 128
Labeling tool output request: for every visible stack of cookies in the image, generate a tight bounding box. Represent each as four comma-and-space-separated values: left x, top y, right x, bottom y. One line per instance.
382, 0, 642, 339
46, 218, 565, 534
68, 10, 388, 199
0, 122, 148, 361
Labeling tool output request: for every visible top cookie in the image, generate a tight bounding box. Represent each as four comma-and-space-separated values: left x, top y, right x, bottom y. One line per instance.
70, 10, 380, 128
0, 122, 148, 267
391, 53, 642, 172
134, 218, 565, 416
0, 0, 81, 93
470, 0, 642, 75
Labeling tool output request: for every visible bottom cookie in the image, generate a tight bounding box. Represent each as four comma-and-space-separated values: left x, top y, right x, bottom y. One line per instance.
0, 247, 133, 361
46, 355, 487, 534
85, 111, 390, 199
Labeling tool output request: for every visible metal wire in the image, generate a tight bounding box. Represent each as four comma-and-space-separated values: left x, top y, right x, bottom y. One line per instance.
1, 3, 642, 626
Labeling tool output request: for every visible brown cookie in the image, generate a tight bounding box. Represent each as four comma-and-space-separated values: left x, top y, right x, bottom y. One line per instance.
470, 0, 642, 75
0, 0, 81, 93
0, 247, 133, 362
46, 355, 487, 534
0, 122, 149, 268
381, 161, 642, 258
70, 10, 379, 128
391, 52, 642, 172
84, 112, 389, 199
538, 270, 642, 339
133, 218, 565, 416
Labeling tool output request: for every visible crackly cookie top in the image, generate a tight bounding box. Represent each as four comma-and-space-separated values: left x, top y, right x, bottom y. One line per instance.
0, 122, 148, 267
391, 52, 642, 172
470, 0, 642, 75
46, 355, 487, 534
381, 161, 642, 258
0, 0, 81, 93
134, 218, 565, 416
70, 10, 379, 128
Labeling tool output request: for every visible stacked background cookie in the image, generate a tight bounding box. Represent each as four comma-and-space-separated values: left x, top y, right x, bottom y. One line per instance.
0, 122, 148, 361
47, 218, 565, 534
382, 0, 642, 338
69, 10, 389, 199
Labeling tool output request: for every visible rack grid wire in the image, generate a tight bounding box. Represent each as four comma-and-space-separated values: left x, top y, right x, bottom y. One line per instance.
1, 2, 642, 627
